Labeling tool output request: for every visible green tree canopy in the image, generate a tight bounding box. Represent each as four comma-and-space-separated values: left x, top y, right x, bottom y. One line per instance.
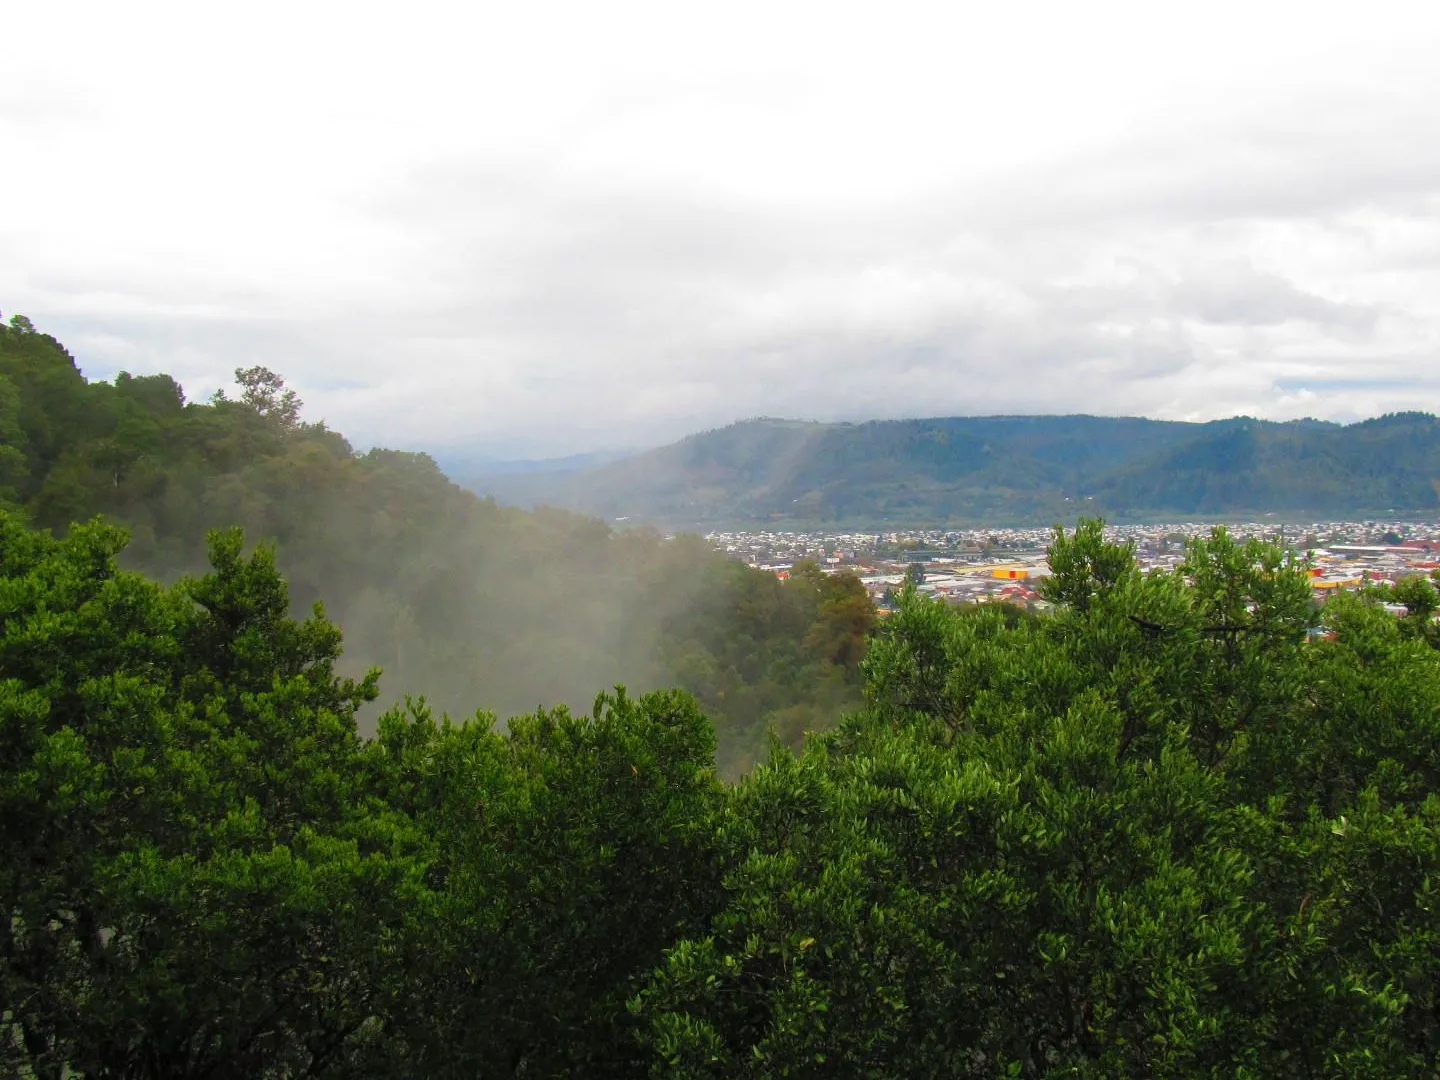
634, 521, 1440, 1078
1, 513, 726, 1076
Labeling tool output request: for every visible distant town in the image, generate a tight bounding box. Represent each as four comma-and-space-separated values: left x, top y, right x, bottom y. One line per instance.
707, 519, 1440, 613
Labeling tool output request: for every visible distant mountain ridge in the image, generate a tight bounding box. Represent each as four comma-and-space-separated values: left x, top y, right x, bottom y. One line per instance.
457, 413, 1440, 527
433, 447, 641, 482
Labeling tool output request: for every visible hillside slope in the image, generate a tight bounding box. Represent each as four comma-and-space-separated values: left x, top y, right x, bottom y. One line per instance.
467, 413, 1440, 526
0, 312, 872, 772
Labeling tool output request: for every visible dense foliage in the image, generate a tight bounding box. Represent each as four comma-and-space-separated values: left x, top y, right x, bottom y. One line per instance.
474, 412, 1440, 526
0, 313, 872, 773
0, 515, 722, 1075
5, 507, 1439, 1077
634, 522, 1440, 1077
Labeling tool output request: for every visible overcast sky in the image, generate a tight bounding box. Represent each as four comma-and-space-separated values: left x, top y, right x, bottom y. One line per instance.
3, 1, 1439, 458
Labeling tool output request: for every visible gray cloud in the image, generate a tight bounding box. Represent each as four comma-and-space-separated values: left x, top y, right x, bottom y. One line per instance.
4, 5, 1440, 457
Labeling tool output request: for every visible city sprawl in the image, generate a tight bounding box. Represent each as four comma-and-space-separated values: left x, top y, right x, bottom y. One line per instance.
709, 519, 1440, 613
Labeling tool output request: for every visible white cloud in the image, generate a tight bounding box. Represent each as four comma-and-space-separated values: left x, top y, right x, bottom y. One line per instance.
3, 0, 1439, 456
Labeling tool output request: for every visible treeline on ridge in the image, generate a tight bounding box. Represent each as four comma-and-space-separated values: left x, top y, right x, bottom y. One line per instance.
0, 312, 873, 773
5, 507, 1440, 1076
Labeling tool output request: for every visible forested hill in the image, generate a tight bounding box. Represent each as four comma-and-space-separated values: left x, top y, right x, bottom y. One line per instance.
469, 412, 1440, 526
0, 312, 873, 773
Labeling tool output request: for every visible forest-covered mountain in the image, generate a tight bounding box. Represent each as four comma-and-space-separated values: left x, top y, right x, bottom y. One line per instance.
468, 412, 1440, 526
0, 312, 871, 774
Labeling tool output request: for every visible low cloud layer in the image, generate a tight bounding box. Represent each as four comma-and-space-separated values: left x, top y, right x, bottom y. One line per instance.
3, 1, 1439, 457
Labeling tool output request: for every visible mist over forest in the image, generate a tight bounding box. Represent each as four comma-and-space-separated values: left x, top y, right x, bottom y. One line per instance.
0, 313, 872, 774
